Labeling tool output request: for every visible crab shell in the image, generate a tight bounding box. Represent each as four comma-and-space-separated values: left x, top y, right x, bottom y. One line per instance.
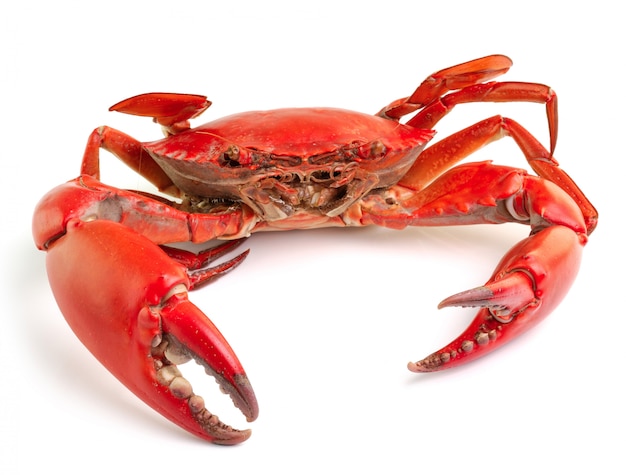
145, 108, 435, 220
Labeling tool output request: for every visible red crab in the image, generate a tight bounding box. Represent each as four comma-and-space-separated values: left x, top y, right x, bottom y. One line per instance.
32, 55, 597, 445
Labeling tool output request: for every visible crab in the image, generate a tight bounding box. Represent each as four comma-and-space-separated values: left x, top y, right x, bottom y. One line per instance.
32, 54, 597, 444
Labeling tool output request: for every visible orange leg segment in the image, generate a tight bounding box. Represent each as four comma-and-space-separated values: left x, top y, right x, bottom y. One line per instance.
398, 116, 597, 234
409, 224, 585, 372
379, 54, 513, 119
353, 154, 589, 371
110, 92, 211, 134
406, 81, 558, 155
44, 218, 258, 443
162, 239, 250, 289
81, 126, 179, 197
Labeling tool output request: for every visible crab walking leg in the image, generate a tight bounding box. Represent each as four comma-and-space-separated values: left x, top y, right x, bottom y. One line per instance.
378, 55, 557, 155
162, 240, 250, 288
42, 218, 258, 444
81, 94, 212, 195
405, 81, 558, 155
378, 54, 514, 120
81, 126, 180, 197
399, 116, 597, 234
503, 118, 597, 233
109, 92, 212, 135
348, 161, 588, 372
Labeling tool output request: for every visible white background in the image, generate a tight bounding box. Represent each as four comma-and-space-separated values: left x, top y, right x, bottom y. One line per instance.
2, 1, 622, 473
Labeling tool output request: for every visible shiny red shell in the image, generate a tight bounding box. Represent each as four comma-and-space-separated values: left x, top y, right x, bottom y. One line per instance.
144, 108, 434, 217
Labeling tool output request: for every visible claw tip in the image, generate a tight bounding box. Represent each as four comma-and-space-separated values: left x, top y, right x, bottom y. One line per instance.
212, 428, 252, 446
407, 352, 448, 373
438, 286, 494, 309
407, 361, 422, 373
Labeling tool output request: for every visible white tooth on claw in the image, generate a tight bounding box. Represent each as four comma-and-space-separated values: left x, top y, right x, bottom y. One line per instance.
165, 344, 193, 365
151, 334, 162, 347
189, 395, 206, 413
156, 365, 182, 385
156, 365, 194, 399
151, 333, 248, 438
155, 361, 230, 428
170, 376, 193, 399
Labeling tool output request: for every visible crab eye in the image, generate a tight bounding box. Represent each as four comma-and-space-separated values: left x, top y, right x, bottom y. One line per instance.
357, 140, 387, 160
219, 145, 242, 167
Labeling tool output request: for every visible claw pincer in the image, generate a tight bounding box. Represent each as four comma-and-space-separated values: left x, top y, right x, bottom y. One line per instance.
34, 198, 257, 444
409, 225, 586, 372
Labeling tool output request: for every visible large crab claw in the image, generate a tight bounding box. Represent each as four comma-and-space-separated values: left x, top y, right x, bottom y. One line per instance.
41, 218, 258, 444
409, 225, 586, 372
408, 178, 587, 373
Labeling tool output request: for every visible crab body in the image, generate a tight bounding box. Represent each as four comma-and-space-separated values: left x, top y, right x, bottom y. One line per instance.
145, 108, 434, 228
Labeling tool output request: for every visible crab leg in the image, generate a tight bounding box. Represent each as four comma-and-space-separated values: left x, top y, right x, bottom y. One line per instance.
81, 92, 213, 197
81, 126, 180, 197
39, 217, 258, 444
399, 116, 597, 234
378, 54, 514, 120
409, 225, 585, 372
32, 172, 262, 443
351, 154, 588, 371
109, 92, 211, 135
379, 55, 582, 226
162, 239, 249, 288
378, 54, 558, 156
406, 81, 558, 155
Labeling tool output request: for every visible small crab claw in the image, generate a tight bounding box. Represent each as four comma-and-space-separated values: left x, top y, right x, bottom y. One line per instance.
408, 225, 586, 372
43, 218, 257, 444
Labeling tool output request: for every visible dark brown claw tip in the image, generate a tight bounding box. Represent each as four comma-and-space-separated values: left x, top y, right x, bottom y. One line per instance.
189, 371, 256, 444
438, 272, 536, 319
438, 285, 495, 309
221, 373, 259, 423
189, 398, 252, 445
